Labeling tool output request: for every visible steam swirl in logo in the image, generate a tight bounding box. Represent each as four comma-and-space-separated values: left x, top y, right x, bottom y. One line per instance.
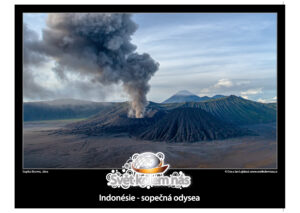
131, 152, 169, 174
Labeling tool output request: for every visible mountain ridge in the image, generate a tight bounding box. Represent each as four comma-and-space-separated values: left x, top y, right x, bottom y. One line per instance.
162, 90, 226, 103
54, 95, 276, 142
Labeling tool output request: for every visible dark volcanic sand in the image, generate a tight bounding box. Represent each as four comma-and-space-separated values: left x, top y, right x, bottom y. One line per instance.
23, 121, 277, 169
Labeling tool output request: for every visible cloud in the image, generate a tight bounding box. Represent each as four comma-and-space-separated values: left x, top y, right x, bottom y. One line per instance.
214, 79, 233, 88
273, 96, 277, 100
241, 95, 249, 99
257, 98, 271, 103
240, 88, 263, 95
257, 97, 277, 103
199, 79, 233, 95
23, 13, 277, 104
198, 78, 250, 97
257, 98, 267, 103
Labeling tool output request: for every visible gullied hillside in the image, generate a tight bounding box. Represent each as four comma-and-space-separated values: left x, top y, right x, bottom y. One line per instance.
265, 103, 277, 110
50, 96, 276, 142
138, 108, 250, 142
174, 95, 276, 125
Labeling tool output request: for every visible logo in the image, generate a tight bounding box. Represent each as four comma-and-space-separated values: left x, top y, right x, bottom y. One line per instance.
106, 152, 191, 189
132, 152, 169, 174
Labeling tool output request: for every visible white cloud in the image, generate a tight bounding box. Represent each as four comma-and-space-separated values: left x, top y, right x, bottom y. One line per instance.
24, 14, 276, 102
257, 98, 268, 103
214, 79, 233, 88
273, 96, 277, 100
198, 79, 254, 97
240, 88, 263, 95
198, 79, 233, 96
241, 95, 249, 99
257, 97, 277, 103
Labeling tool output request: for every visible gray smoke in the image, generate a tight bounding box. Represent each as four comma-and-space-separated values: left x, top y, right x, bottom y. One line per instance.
24, 13, 159, 118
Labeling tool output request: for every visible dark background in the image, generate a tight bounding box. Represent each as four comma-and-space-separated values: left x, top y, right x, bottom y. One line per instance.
15, 4, 285, 208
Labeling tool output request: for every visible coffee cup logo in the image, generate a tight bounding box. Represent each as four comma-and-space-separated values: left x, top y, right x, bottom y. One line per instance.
131, 152, 169, 174
106, 152, 191, 189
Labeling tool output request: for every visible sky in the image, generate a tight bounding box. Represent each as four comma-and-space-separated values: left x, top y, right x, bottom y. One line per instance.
23, 13, 277, 103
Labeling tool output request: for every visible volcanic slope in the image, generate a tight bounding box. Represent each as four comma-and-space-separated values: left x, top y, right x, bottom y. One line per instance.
138, 108, 250, 143
167, 95, 277, 125
64, 102, 165, 136
60, 96, 275, 142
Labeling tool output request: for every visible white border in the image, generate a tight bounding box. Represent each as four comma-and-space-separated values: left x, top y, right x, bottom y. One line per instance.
5, 0, 300, 213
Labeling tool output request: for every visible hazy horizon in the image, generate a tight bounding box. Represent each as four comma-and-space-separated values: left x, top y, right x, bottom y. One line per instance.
23, 92, 277, 104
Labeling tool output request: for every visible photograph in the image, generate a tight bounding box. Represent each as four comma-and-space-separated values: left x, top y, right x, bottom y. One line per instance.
14, 4, 286, 209
23, 12, 278, 169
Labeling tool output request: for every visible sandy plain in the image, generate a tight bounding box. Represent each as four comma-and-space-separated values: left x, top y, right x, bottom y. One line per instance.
23, 120, 277, 169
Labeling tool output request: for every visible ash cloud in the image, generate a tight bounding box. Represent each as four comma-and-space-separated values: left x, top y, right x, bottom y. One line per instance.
23, 13, 159, 118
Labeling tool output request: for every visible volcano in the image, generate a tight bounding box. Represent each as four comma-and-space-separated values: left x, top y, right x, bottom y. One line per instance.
64, 102, 166, 136
51, 95, 276, 142
138, 108, 250, 142
162, 90, 206, 103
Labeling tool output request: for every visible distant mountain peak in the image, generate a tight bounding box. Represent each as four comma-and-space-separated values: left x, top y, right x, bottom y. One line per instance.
162, 90, 227, 104
175, 90, 196, 96
162, 90, 202, 104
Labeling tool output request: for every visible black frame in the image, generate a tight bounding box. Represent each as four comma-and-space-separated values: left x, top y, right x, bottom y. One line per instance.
15, 5, 285, 208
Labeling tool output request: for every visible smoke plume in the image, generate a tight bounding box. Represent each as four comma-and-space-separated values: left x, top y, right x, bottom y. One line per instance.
24, 13, 159, 118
